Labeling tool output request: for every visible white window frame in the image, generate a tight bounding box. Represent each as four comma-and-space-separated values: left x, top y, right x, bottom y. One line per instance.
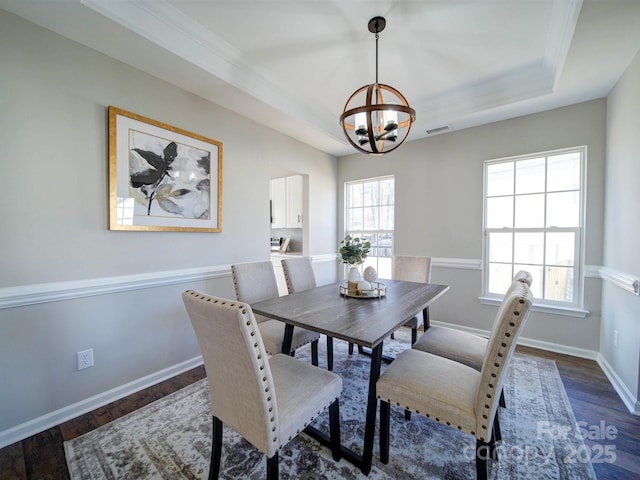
344, 175, 394, 278
481, 146, 588, 316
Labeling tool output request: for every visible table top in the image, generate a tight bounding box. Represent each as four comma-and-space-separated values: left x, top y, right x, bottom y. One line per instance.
251, 279, 449, 348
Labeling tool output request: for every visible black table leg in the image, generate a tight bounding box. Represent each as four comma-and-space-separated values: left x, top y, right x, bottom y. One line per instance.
302, 341, 383, 475
361, 342, 383, 475
282, 324, 294, 354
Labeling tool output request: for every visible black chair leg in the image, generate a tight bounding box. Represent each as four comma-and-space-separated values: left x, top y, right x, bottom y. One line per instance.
411, 327, 418, 345
390, 332, 395, 340
404, 409, 412, 421
492, 414, 501, 461
348, 342, 354, 355
380, 401, 390, 464
329, 400, 341, 461
327, 337, 334, 371
266, 452, 278, 480
210, 416, 223, 480
475, 439, 489, 480
499, 389, 506, 408
311, 340, 319, 366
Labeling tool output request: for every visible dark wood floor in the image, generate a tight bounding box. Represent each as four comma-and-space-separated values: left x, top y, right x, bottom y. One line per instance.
1, 345, 639, 480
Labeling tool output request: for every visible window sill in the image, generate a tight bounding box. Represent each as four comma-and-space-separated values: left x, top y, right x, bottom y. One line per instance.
478, 297, 590, 318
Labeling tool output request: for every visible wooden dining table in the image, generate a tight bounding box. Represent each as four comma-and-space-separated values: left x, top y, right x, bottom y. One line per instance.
251, 278, 450, 475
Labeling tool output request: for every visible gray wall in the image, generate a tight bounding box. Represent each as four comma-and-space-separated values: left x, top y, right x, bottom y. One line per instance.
2, 6, 638, 446
603, 49, 640, 410
0, 10, 338, 443
338, 99, 606, 353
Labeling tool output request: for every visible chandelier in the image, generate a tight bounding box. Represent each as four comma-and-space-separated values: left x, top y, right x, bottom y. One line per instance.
340, 16, 416, 155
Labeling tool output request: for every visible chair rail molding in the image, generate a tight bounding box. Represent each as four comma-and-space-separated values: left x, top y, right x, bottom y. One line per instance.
0, 265, 231, 309
2, 261, 636, 309
596, 266, 639, 295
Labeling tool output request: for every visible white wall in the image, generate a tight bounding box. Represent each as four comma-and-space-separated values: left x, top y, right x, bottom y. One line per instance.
338, 99, 607, 354
603, 49, 640, 413
0, 10, 338, 445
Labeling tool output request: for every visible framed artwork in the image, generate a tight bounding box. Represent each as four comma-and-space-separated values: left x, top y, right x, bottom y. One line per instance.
108, 106, 222, 232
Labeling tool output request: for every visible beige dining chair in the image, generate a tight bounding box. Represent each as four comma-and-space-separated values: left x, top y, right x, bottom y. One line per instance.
182, 290, 342, 480
376, 281, 533, 480
231, 261, 320, 366
392, 255, 432, 344
412, 270, 532, 393
281, 256, 335, 370
409, 270, 532, 427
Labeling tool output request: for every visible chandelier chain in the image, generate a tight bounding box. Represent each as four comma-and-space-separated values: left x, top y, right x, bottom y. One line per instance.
375, 33, 379, 84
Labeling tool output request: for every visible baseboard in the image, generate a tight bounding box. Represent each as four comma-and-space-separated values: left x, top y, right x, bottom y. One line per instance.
0, 356, 204, 449
596, 354, 640, 416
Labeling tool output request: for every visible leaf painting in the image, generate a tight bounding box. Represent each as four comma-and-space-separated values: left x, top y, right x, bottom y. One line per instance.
128, 130, 211, 219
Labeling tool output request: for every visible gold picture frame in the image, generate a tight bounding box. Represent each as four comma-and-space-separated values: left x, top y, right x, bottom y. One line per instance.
108, 106, 222, 232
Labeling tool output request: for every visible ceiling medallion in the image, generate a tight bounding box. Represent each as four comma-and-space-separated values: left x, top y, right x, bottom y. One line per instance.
340, 16, 416, 155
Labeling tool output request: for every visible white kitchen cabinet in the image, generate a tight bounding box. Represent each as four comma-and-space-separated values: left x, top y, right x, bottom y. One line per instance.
270, 177, 287, 228
286, 175, 303, 228
270, 175, 303, 228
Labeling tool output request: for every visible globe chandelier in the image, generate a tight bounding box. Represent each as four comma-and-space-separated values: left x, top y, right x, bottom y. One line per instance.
340, 16, 416, 155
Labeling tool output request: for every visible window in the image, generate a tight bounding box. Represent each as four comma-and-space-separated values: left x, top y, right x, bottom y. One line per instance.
483, 147, 585, 309
345, 176, 394, 278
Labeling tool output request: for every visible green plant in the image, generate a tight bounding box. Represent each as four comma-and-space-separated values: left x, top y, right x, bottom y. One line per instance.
339, 235, 371, 265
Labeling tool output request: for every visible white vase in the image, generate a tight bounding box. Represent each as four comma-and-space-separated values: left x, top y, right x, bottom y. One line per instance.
347, 265, 362, 292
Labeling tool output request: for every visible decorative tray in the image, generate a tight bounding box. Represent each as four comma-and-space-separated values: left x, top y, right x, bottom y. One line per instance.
339, 281, 386, 299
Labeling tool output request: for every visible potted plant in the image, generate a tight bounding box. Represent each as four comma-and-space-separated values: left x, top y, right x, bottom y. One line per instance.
339, 235, 371, 291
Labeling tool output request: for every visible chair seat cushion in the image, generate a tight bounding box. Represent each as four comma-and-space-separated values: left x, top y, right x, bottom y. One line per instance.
270, 354, 343, 447
259, 319, 320, 354
413, 325, 487, 371
403, 315, 422, 329
377, 349, 480, 436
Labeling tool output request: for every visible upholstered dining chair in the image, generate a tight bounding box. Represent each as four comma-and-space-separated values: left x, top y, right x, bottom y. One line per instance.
412, 270, 532, 386
281, 256, 335, 371
231, 261, 320, 366
376, 281, 533, 480
392, 255, 433, 344
182, 291, 342, 480
409, 271, 532, 426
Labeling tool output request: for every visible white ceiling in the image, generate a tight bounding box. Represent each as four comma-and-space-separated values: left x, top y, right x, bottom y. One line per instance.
2, 0, 640, 157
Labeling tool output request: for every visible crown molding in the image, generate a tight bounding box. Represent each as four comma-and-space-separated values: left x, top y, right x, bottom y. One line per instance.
81, 0, 340, 139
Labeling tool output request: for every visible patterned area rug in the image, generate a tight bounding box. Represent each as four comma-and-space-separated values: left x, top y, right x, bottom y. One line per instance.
65, 329, 596, 479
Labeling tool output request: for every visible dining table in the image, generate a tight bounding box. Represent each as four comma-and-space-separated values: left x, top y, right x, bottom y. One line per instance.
251, 278, 450, 475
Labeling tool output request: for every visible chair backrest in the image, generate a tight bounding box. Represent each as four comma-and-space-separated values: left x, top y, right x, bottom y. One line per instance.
512, 270, 533, 287
231, 261, 280, 303
392, 255, 432, 283
474, 281, 533, 441
281, 257, 317, 293
182, 290, 279, 457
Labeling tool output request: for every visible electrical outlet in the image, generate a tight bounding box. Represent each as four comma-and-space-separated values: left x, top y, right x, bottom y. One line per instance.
77, 349, 94, 370
613, 330, 619, 349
